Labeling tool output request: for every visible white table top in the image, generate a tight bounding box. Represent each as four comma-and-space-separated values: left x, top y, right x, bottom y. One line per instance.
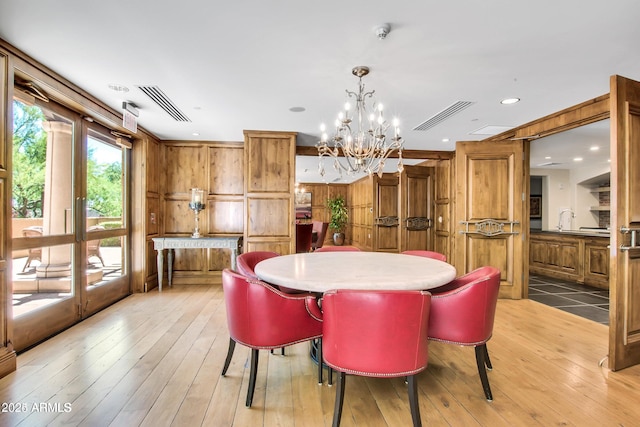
255, 251, 457, 293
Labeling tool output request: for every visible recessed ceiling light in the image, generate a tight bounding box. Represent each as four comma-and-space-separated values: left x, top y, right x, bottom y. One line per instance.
192, 132, 200, 136
545, 156, 551, 160
289, 106, 306, 112
500, 98, 520, 105
108, 84, 129, 92
590, 146, 599, 151
442, 138, 449, 143
573, 157, 583, 162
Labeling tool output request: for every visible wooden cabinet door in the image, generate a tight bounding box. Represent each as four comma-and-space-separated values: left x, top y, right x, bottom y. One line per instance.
609, 75, 640, 370
400, 165, 435, 252
373, 174, 399, 252
454, 140, 526, 299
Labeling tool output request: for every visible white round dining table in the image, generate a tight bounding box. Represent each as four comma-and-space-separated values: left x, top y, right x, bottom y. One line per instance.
254, 251, 457, 293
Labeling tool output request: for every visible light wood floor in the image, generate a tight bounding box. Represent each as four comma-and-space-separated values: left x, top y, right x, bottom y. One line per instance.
1, 284, 640, 426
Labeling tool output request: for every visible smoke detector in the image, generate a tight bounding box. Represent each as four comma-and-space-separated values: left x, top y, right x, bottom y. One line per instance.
375, 23, 391, 40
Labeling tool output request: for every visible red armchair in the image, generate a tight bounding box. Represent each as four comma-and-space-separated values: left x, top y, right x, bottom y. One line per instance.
236, 251, 279, 280
220, 269, 323, 407
401, 250, 447, 262
322, 289, 431, 427
237, 250, 304, 296
427, 266, 501, 401
314, 245, 361, 252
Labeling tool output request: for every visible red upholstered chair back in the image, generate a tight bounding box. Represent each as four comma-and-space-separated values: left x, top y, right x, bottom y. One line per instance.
401, 250, 447, 262
322, 289, 431, 376
296, 223, 314, 253
314, 245, 361, 252
221, 269, 322, 349
428, 266, 501, 345
236, 251, 279, 280
311, 221, 329, 250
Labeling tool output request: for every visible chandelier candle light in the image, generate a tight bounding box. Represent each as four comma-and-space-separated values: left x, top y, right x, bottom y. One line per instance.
189, 188, 205, 238
317, 66, 404, 178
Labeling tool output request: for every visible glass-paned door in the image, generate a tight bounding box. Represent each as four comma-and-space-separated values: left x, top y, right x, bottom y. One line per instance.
11, 95, 130, 351
11, 97, 80, 350
81, 124, 129, 317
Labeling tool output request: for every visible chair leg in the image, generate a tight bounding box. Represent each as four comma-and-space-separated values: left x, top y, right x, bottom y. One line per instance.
246, 348, 259, 407
407, 375, 422, 427
221, 338, 236, 376
317, 339, 323, 384
328, 367, 333, 386
475, 345, 493, 401
332, 371, 346, 427
483, 343, 492, 370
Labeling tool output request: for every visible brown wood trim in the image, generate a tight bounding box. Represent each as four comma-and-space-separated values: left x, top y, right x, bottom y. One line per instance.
295, 145, 454, 160
484, 93, 611, 142
0, 348, 16, 378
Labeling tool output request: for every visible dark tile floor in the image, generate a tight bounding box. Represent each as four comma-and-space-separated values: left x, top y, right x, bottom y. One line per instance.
528, 275, 610, 325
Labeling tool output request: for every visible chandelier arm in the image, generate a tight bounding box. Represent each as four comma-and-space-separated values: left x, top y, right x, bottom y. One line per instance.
317, 66, 404, 177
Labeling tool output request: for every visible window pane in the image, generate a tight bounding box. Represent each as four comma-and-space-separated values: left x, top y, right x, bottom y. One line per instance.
12, 99, 74, 236
87, 134, 123, 225
13, 243, 75, 318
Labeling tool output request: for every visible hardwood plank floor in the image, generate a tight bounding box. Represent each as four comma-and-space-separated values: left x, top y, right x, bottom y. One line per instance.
1, 284, 639, 426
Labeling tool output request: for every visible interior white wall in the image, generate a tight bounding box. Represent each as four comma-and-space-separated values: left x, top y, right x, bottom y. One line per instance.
531, 168, 571, 230
531, 166, 610, 230
570, 165, 611, 229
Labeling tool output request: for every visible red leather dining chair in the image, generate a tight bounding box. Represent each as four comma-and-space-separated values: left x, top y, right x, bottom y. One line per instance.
314, 245, 361, 252
236, 250, 304, 296
322, 289, 432, 427
236, 251, 279, 280
220, 269, 323, 407
311, 220, 329, 251
401, 250, 447, 262
296, 223, 314, 253
427, 266, 501, 401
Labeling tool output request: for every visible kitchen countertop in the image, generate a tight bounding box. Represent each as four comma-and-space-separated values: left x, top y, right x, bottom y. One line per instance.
532, 229, 610, 238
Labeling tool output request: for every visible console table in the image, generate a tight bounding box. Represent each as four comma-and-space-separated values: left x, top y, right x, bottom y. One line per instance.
152, 236, 241, 291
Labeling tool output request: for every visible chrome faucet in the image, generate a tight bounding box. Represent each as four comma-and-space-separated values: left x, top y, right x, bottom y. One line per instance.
557, 208, 575, 231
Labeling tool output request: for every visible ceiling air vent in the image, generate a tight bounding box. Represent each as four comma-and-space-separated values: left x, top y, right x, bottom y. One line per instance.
413, 101, 475, 131
136, 85, 191, 122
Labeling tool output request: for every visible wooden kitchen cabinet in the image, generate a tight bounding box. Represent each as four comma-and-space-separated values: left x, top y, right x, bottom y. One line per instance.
530, 231, 609, 289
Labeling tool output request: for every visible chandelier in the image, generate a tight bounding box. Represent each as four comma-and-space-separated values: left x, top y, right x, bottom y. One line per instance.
317, 66, 404, 178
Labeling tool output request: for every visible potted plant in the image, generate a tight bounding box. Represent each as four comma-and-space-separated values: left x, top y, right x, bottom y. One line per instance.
327, 195, 348, 246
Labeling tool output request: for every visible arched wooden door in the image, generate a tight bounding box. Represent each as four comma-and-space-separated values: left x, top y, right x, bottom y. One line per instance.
454, 140, 527, 299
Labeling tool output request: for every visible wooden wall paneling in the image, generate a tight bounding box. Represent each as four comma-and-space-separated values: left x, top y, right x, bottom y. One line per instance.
209, 144, 243, 195
146, 195, 160, 237
244, 241, 292, 254
348, 177, 372, 250
246, 197, 291, 237
146, 136, 160, 194
163, 198, 200, 235
243, 131, 295, 255
164, 144, 206, 197
208, 198, 244, 235
433, 159, 453, 263
245, 133, 292, 193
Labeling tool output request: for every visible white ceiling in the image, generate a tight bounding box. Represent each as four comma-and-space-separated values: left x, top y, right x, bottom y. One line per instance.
1, 0, 637, 183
